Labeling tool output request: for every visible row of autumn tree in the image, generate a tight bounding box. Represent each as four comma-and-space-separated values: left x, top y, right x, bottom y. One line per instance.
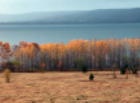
0, 38, 140, 72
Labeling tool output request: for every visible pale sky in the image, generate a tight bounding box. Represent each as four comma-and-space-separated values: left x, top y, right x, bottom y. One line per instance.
0, 0, 140, 14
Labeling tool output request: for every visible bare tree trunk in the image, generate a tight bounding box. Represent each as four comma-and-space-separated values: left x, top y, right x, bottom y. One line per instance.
113, 69, 117, 79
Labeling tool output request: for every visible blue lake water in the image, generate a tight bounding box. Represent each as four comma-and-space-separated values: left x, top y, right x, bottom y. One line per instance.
0, 23, 140, 44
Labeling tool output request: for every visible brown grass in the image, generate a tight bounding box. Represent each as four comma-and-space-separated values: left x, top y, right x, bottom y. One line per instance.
0, 71, 139, 103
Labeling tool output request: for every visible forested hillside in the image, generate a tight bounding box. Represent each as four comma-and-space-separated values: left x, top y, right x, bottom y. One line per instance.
0, 8, 140, 24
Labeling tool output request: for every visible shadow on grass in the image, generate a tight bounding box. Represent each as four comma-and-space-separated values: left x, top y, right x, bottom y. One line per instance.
78, 80, 97, 83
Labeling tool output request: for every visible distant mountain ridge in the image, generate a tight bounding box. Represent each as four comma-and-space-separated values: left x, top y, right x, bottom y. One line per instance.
0, 8, 140, 24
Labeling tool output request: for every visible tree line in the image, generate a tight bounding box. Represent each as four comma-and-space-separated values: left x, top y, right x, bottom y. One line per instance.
0, 38, 140, 72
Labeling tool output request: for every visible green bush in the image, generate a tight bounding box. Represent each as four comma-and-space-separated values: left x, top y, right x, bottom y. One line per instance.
81, 65, 88, 73
131, 68, 138, 74
89, 73, 94, 81
120, 64, 128, 74
39, 68, 46, 73
120, 68, 126, 74
120, 64, 139, 75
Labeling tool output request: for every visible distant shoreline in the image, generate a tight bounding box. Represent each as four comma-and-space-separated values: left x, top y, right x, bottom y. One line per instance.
0, 22, 140, 25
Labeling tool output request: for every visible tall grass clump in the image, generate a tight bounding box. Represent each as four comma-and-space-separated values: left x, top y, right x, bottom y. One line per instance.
112, 64, 117, 79
4, 68, 11, 83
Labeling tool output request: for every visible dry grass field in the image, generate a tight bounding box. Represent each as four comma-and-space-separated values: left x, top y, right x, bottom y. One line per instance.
0, 71, 140, 103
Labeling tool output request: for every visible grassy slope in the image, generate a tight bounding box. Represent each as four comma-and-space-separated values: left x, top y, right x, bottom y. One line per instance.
0, 71, 139, 103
